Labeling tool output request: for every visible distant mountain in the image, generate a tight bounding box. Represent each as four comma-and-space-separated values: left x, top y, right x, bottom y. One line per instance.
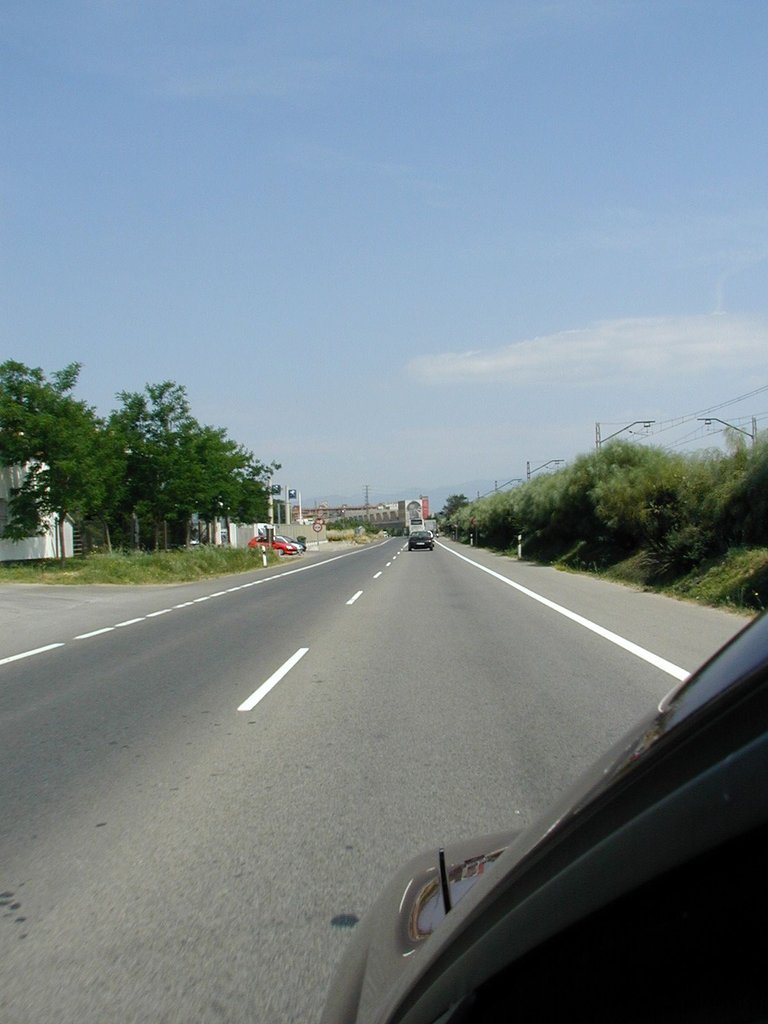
418, 479, 515, 513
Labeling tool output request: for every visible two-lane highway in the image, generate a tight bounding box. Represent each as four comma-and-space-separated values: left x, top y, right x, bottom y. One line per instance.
0, 538, 750, 1022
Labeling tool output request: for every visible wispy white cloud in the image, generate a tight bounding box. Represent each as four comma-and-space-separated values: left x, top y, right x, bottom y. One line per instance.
406, 314, 768, 386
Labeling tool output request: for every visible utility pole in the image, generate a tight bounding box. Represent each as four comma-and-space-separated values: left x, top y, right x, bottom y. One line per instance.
268, 477, 275, 542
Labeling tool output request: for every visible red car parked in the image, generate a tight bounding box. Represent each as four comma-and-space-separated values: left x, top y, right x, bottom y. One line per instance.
247, 535, 300, 555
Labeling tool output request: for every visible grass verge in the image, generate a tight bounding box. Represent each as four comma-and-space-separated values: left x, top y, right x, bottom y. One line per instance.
0, 547, 283, 585
326, 529, 386, 544
0, 533, 388, 585
588, 547, 768, 613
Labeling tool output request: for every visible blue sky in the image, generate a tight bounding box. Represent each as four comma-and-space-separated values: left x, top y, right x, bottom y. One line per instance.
2, 1, 767, 508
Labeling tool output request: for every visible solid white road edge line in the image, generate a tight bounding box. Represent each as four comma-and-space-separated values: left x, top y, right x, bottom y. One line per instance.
237, 647, 310, 712
441, 543, 689, 681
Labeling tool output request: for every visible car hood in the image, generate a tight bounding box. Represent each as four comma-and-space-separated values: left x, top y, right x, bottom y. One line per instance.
320, 723, 655, 1024
321, 612, 767, 1024
321, 830, 519, 1024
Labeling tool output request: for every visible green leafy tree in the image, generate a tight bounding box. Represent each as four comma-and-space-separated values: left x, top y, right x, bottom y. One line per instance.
111, 381, 200, 549
0, 360, 105, 560
89, 419, 130, 551
231, 452, 277, 528
440, 493, 469, 517
111, 382, 275, 548
189, 427, 271, 545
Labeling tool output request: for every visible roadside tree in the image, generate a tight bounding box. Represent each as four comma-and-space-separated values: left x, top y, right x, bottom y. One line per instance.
0, 360, 106, 560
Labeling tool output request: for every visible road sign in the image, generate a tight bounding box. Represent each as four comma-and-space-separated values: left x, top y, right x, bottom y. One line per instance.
312, 520, 324, 533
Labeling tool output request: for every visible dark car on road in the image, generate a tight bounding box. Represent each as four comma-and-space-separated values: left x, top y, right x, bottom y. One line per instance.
321, 609, 768, 1023
408, 531, 434, 551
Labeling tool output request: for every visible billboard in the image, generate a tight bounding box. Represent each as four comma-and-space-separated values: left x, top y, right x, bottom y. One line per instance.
406, 499, 424, 533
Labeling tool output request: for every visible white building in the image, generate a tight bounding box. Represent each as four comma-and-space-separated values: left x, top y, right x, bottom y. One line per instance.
0, 465, 73, 561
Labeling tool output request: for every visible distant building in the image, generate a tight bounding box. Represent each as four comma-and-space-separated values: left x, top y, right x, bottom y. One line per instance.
300, 497, 430, 533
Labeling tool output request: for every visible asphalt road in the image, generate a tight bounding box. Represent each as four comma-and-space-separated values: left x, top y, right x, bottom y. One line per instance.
0, 539, 750, 1023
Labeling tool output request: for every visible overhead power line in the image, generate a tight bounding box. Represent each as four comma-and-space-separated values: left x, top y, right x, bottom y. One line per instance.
600, 385, 768, 449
